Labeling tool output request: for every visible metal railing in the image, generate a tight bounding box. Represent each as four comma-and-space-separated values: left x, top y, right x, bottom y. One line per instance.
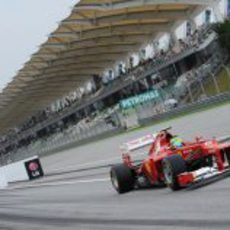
1, 91, 229, 166
0, 121, 121, 165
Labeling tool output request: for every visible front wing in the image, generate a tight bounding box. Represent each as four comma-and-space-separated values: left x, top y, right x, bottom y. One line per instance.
178, 166, 230, 188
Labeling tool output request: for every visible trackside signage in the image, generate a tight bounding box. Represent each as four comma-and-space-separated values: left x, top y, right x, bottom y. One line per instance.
0, 156, 44, 184
24, 158, 44, 180
120, 90, 159, 109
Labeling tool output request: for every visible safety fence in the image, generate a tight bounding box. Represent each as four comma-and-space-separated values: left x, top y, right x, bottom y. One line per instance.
1, 121, 122, 164
138, 92, 230, 126
1, 91, 229, 167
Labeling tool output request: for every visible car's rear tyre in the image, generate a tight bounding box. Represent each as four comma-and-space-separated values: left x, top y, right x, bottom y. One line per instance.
110, 164, 135, 194
162, 155, 187, 191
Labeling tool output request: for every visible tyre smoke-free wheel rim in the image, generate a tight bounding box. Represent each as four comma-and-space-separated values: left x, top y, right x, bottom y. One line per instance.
163, 161, 173, 186
162, 155, 187, 191
111, 170, 119, 191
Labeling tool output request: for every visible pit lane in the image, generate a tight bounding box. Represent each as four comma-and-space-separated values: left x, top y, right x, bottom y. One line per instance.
0, 103, 230, 230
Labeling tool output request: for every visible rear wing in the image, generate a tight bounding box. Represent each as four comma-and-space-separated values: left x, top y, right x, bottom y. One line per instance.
120, 133, 157, 153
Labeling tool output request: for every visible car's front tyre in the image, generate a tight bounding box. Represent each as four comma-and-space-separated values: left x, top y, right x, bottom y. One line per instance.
162, 154, 187, 191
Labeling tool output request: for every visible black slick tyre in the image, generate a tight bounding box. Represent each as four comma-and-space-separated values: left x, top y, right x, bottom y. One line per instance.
110, 164, 135, 194
162, 154, 187, 191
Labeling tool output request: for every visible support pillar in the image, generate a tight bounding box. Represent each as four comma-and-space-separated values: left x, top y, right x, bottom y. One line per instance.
210, 72, 221, 94
152, 40, 160, 54
212, 1, 224, 22
187, 18, 197, 36
169, 31, 177, 49
198, 78, 206, 96
187, 84, 194, 103
222, 64, 230, 81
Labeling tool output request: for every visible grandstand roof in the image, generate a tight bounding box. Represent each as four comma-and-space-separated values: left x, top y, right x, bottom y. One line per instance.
0, 0, 215, 133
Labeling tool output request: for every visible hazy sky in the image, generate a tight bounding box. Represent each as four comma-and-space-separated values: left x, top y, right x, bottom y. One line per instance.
0, 0, 78, 91
0, 1, 226, 92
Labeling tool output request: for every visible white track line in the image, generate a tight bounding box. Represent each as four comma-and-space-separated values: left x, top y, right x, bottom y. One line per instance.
5, 178, 110, 191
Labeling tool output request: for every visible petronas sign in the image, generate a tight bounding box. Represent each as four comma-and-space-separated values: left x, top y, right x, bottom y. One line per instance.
120, 90, 159, 109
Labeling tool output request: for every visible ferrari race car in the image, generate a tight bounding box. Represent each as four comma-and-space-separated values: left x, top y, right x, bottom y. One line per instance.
110, 128, 230, 194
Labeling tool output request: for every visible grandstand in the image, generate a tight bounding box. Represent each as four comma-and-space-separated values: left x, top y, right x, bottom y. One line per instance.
0, 0, 230, 165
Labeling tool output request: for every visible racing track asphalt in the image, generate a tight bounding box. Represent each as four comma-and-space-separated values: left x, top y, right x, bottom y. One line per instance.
0, 103, 229, 230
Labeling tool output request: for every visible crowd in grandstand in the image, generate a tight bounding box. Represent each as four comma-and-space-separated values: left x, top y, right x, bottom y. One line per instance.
102, 24, 213, 87
0, 24, 219, 160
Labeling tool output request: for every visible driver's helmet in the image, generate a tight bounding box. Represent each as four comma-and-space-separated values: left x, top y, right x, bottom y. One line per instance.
170, 137, 183, 148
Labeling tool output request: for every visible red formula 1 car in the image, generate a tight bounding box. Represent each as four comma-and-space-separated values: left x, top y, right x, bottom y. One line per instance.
110, 128, 230, 194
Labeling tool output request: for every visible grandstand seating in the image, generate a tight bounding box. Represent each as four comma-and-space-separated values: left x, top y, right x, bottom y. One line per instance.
0, 24, 228, 165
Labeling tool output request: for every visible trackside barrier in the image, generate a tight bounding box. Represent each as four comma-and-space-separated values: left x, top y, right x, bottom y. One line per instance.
2, 92, 229, 164
0, 156, 44, 187
0, 175, 7, 189
34, 125, 123, 157
30, 91, 229, 157
10, 126, 124, 162
138, 93, 230, 125
46, 134, 230, 178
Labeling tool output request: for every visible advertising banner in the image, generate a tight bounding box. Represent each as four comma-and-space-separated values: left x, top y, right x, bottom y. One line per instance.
120, 90, 159, 110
